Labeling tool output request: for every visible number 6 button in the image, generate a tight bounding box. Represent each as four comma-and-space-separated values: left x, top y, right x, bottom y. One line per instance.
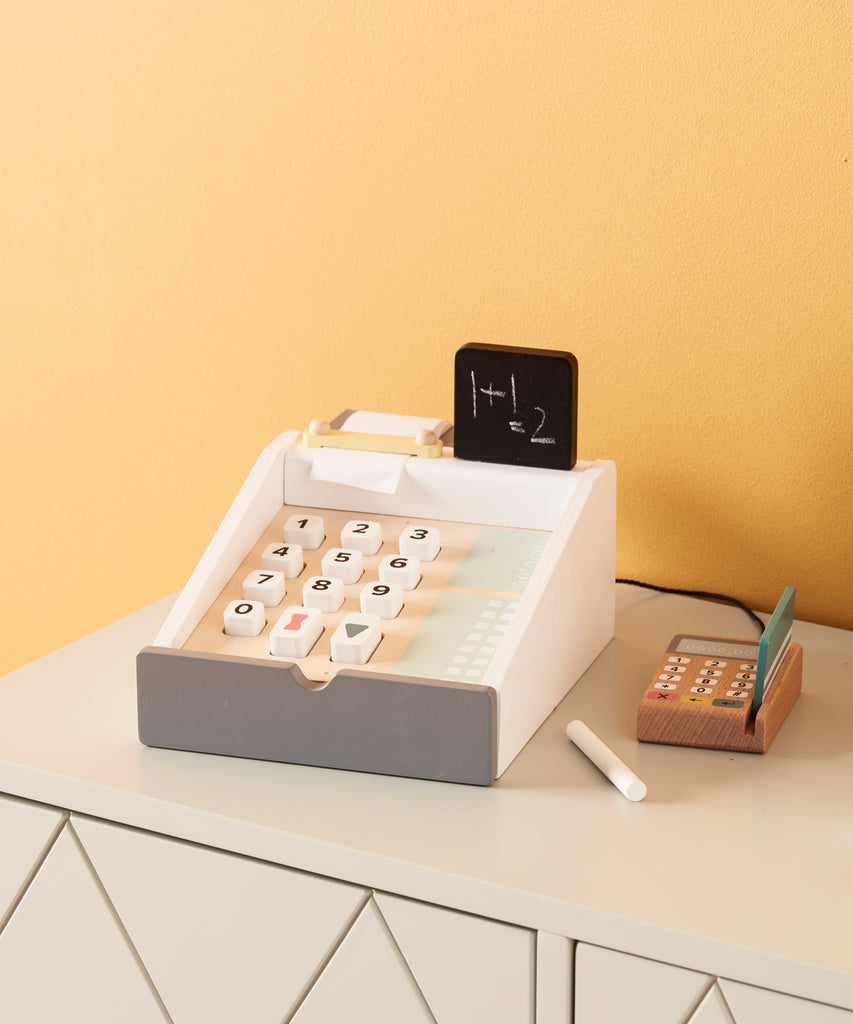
379, 554, 420, 590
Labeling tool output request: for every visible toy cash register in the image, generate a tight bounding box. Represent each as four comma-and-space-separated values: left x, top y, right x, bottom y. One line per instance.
137, 345, 616, 784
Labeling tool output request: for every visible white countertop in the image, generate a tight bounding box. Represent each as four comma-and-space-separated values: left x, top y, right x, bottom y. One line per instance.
1, 585, 851, 1008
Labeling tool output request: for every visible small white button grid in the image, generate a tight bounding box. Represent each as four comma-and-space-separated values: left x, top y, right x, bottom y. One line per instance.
284, 514, 325, 550
261, 542, 303, 578
340, 520, 382, 555
223, 600, 266, 637
378, 554, 420, 591
269, 605, 323, 658
302, 575, 345, 613
330, 613, 382, 665
242, 570, 286, 607
222, 514, 447, 663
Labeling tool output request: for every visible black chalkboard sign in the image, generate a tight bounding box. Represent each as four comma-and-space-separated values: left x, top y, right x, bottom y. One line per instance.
453, 344, 577, 470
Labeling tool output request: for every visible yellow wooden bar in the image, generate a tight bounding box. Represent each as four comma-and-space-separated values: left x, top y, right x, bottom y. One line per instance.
302, 427, 443, 458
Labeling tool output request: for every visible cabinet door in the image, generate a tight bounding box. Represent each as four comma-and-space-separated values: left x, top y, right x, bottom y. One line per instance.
375, 891, 535, 1024
72, 814, 368, 1024
575, 943, 853, 1024
575, 943, 710, 1023
0, 794, 64, 924
0, 824, 167, 1022
72, 815, 537, 1024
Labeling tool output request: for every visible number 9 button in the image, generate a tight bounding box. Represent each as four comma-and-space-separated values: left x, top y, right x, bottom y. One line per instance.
360, 581, 403, 619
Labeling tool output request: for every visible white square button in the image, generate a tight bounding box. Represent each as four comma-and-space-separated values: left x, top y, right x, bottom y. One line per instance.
321, 547, 364, 584
341, 520, 382, 556
360, 581, 403, 619
242, 570, 286, 607
284, 513, 324, 550
398, 525, 440, 561
270, 605, 323, 659
330, 613, 381, 665
378, 554, 420, 591
223, 600, 265, 637
261, 542, 303, 578
302, 575, 345, 613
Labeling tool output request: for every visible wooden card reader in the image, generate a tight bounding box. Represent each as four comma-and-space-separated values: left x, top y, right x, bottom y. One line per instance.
637, 587, 802, 753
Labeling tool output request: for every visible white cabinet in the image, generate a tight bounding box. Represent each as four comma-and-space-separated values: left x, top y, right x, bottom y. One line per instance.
0, 799, 538, 1024
575, 944, 853, 1024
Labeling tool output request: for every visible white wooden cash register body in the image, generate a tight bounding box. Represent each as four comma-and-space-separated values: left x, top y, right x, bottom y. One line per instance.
147, 420, 617, 781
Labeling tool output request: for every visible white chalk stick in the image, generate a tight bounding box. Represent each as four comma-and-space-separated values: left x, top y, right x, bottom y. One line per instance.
566, 720, 647, 802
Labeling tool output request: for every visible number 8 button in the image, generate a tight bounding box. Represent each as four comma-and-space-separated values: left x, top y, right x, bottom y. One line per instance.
302, 576, 344, 612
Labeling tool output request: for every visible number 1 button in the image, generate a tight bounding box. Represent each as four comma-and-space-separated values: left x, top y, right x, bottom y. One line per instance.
284, 514, 324, 550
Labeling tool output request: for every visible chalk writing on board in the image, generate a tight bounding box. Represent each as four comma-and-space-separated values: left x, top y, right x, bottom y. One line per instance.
454, 344, 577, 469
469, 372, 556, 445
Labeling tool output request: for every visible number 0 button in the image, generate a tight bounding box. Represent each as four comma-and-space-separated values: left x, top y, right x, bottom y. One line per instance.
379, 554, 420, 591
223, 600, 265, 637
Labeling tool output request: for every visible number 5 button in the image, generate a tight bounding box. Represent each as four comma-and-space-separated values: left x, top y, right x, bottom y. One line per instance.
321, 547, 364, 584
399, 525, 440, 561
379, 554, 420, 590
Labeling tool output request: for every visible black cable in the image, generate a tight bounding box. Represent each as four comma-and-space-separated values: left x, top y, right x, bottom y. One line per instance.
616, 578, 766, 635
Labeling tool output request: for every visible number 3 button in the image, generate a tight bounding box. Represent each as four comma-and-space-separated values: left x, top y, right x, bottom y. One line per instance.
399, 526, 440, 561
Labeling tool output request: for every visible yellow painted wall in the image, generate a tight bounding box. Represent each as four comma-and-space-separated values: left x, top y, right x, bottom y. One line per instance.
2, 1, 851, 676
